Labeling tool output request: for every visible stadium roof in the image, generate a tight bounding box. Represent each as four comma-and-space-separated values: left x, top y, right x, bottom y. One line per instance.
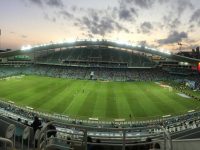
0, 40, 200, 64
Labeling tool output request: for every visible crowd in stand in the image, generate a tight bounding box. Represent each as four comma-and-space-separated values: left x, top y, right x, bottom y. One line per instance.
0, 64, 186, 82
36, 47, 155, 67
1, 64, 200, 82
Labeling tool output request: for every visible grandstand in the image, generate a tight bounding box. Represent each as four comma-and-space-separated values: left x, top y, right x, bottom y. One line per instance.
1, 40, 200, 150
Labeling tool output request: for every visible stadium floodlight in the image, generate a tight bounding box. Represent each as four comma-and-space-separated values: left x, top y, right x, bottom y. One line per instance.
151, 48, 157, 51
57, 40, 65, 44
158, 48, 171, 55
160, 49, 171, 55
91, 39, 98, 42
130, 43, 138, 47
136, 45, 142, 48
114, 40, 130, 46
165, 50, 171, 55
21, 45, 32, 51
159, 49, 164, 53
34, 45, 40, 48
66, 39, 76, 43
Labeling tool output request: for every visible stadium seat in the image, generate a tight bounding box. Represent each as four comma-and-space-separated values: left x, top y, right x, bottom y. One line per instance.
0, 119, 15, 139
0, 115, 34, 149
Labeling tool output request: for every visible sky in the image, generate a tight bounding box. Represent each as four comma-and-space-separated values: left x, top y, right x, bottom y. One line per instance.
0, 0, 200, 52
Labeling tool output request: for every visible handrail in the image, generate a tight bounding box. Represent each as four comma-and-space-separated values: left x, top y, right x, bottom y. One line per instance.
160, 126, 173, 150
37, 121, 171, 150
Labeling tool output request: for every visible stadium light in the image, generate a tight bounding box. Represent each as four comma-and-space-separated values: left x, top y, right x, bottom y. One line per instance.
130, 43, 138, 47
114, 40, 130, 46
151, 48, 157, 51
57, 40, 65, 44
159, 49, 171, 55
66, 39, 76, 43
20, 39, 172, 56
91, 39, 98, 42
34, 45, 40, 48
21, 45, 32, 51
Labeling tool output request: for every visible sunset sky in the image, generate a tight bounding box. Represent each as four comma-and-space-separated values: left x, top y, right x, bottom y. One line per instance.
1, 0, 200, 52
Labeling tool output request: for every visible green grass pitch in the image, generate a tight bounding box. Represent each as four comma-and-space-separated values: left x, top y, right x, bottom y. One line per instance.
0, 75, 200, 120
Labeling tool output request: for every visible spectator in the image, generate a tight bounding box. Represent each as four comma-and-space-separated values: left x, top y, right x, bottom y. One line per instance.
31, 116, 42, 134
87, 136, 93, 150
46, 123, 57, 138
153, 143, 160, 150
92, 139, 103, 150
145, 137, 153, 150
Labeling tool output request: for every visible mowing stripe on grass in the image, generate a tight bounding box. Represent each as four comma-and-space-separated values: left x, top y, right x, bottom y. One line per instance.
106, 83, 118, 118
77, 81, 97, 117
50, 80, 82, 113
92, 82, 107, 118
40, 80, 74, 112
63, 80, 89, 116
125, 83, 148, 118
114, 82, 133, 119
31, 82, 67, 108
139, 83, 173, 116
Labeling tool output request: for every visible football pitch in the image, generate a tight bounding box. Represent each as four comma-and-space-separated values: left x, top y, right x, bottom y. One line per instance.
0, 75, 200, 120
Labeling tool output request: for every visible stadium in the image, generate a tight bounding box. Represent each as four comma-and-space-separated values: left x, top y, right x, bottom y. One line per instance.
1, 39, 200, 150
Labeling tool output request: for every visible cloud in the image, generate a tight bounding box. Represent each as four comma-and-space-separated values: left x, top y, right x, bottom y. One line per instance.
45, 0, 64, 8
137, 40, 157, 48
28, 0, 64, 8
71, 6, 77, 12
44, 13, 56, 23
117, 0, 138, 21
158, 0, 167, 4
59, 10, 74, 19
118, 7, 138, 21
76, 9, 130, 36
190, 9, 200, 26
157, 31, 188, 45
176, 0, 193, 16
79, 16, 114, 35
29, 0, 43, 7
124, 0, 154, 9
140, 22, 153, 33
115, 22, 129, 33
162, 12, 181, 30
21, 35, 28, 38
170, 18, 181, 29
10, 32, 15, 34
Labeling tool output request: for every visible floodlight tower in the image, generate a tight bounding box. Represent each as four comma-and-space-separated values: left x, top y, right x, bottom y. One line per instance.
178, 42, 183, 52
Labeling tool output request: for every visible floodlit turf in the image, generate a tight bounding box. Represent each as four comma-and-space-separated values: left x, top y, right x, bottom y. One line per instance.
0, 75, 200, 120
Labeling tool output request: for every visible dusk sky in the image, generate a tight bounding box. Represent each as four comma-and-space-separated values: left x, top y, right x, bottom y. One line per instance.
1, 0, 200, 52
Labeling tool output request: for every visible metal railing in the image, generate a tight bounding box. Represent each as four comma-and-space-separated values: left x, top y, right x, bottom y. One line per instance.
37, 121, 172, 150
